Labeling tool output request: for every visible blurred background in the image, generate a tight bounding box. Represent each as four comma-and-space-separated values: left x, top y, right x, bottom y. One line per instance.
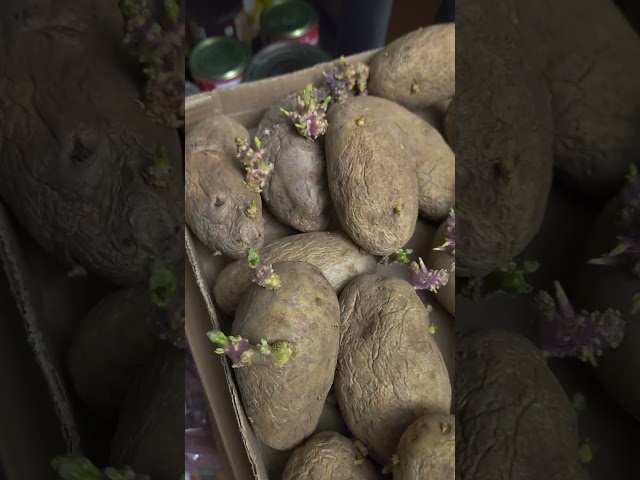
185, 0, 453, 95
184, 1, 452, 478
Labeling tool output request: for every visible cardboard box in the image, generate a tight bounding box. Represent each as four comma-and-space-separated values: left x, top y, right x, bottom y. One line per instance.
184, 49, 456, 480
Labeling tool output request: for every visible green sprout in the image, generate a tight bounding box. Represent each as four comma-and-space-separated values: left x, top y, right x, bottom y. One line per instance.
149, 260, 177, 307
246, 199, 258, 219
145, 144, 172, 186
247, 249, 281, 290
207, 331, 295, 368
380, 248, 413, 265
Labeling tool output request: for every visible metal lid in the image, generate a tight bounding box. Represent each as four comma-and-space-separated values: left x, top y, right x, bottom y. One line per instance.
246, 42, 331, 82
261, 0, 317, 39
188, 37, 251, 81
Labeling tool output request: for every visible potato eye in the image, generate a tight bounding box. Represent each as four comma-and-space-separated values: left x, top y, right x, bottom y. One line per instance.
70, 138, 92, 163
215, 194, 226, 208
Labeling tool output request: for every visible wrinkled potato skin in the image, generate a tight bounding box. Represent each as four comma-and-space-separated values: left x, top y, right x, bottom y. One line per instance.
336, 275, 451, 465
185, 115, 264, 258
213, 231, 377, 316
444, 97, 455, 150
573, 194, 640, 421
513, 0, 640, 196
257, 96, 332, 232
233, 261, 340, 450
456, 330, 590, 480
326, 97, 419, 255
282, 432, 380, 480
0, 9, 184, 285
394, 413, 455, 480
368, 23, 455, 108
67, 287, 157, 418
427, 221, 455, 315
456, 0, 553, 277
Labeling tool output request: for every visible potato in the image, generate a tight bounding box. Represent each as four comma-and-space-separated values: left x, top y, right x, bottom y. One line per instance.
232, 261, 340, 450
111, 345, 184, 480
427, 220, 455, 315
325, 96, 419, 255
0, 22, 184, 285
456, 330, 589, 479
443, 97, 455, 149
213, 231, 377, 317
368, 23, 455, 108
256, 96, 332, 232
282, 432, 380, 480
393, 413, 455, 480
573, 192, 640, 421
336, 275, 451, 465
185, 114, 264, 258
456, 0, 553, 277
512, 0, 640, 196
67, 287, 157, 418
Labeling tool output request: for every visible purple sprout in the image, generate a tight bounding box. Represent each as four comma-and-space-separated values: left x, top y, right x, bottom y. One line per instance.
280, 84, 331, 140
533, 281, 625, 366
236, 137, 273, 193
148, 260, 185, 348
118, 0, 185, 128
247, 249, 281, 290
409, 258, 449, 293
323, 57, 369, 104
207, 331, 295, 368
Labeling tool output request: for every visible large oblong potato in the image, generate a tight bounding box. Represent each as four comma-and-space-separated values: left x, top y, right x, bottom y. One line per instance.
368, 23, 455, 108
573, 192, 640, 422
336, 275, 451, 465
213, 231, 377, 316
257, 96, 332, 232
282, 431, 380, 480
427, 220, 455, 315
394, 413, 455, 480
456, 0, 553, 277
185, 114, 264, 258
326, 97, 419, 255
456, 330, 589, 479
513, 0, 640, 196
232, 261, 340, 450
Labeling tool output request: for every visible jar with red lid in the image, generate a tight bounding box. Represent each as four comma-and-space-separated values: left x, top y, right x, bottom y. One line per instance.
260, 0, 320, 47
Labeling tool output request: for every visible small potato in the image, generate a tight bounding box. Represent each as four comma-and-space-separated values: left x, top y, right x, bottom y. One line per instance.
282, 432, 380, 480
185, 114, 264, 258
213, 231, 377, 316
394, 413, 455, 480
233, 261, 340, 450
336, 275, 451, 465
326, 96, 419, 255
257, 96, 332, 232
573, 192, 640, 421
456, 0, 553, 276
368, 23, 455, 108
443, 97, 455, 150
67, 287, 157, 418
456, 330, 589, 479
427, 220, 455, 315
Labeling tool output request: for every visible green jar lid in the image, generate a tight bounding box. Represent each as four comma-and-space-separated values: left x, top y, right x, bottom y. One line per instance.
261, 0, 317, 39
189, 37, 251, 81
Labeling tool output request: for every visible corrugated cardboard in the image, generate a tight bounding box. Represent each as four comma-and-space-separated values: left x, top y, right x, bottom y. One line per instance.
184, 48, 456, 480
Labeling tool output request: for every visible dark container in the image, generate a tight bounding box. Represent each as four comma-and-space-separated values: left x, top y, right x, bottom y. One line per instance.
245, 42, 332, 82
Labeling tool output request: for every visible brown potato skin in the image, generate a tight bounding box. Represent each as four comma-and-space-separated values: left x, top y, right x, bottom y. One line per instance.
326, 97, 419, 256
513, 0, 640, 196
213, 231, 377, 316
336, 275, 452, 465
456, 0, 553, 277
67, 287, 157, 418
573, 193, 640, 421
233, 261, 340, 450
257, 96, 332, 232
456, 330, 589, 480
394, 413, 455, 480
282, 432, 380, 480
427, 221, 455, 315
443, 97, 455, 150
185, 114, 264, 258
368, 24, 455, 108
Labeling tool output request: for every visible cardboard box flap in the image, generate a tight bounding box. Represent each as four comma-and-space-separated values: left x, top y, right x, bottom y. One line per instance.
0, 201, 81, 454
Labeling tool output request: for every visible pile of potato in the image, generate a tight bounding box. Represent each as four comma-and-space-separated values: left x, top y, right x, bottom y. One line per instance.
186, 24, 456, 479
